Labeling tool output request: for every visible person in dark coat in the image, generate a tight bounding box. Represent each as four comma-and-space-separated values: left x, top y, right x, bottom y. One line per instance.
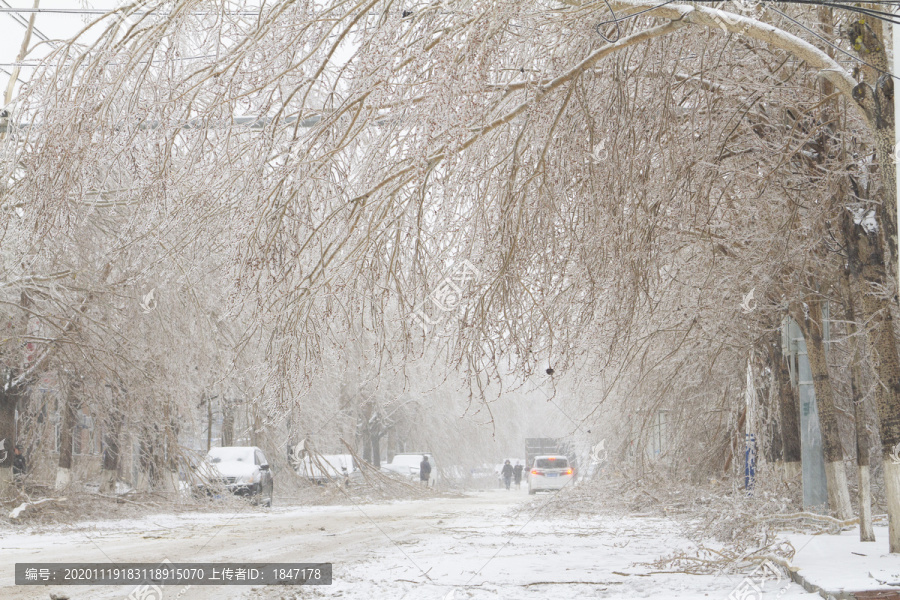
513, 462, 524, 489
419, 456, 432, 487
501, 460, 513, 490
12, 444, 26, 484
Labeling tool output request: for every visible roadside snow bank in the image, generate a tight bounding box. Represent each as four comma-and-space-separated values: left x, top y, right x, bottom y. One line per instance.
784, 523, 900, 595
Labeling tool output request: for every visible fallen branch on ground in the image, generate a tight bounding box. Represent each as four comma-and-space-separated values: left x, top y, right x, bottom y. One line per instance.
9, 496, 67, 519
523, 580, 625, 586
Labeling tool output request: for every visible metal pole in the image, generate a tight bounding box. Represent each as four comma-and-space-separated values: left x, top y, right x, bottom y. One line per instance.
787, 317, 829, 511
745, 358, 757, 493
895, 20, 900, 284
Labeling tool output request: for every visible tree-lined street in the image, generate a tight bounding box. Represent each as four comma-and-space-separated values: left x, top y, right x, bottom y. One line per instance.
2, 1, 900, 597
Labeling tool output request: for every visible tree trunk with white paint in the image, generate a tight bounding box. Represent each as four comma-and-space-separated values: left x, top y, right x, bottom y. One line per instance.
841, 268, 876, 541
842, 210, 900, 553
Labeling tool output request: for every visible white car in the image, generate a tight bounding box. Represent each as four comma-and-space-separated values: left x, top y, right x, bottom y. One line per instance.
296, 454, 359, 485
528, 455, 573, 494
196, 446, 274, 506
382, 453, 436, 486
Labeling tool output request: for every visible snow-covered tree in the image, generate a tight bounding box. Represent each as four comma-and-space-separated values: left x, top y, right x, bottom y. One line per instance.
3, 0, 900, 551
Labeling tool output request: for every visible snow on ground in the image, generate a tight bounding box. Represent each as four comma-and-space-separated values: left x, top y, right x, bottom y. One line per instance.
785, 522, 900, 594
1, 503, 347, 552
238, 491, 817, 600
0, 489, 870, 599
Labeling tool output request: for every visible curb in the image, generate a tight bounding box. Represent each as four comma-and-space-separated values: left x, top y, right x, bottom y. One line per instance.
788, 567, 854, 600
788, 569, 900, 600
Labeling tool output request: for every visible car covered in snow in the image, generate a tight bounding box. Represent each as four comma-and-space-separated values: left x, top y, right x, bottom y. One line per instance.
295, 453, 359, 485
527, 455, 573, 494
382, 453, 436, 486
196, 446, 274, 506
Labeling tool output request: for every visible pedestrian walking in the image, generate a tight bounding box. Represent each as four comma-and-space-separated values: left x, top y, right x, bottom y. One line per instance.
419, 455, 432, 487
513, 462, 524, 489
501, 459, 513, 490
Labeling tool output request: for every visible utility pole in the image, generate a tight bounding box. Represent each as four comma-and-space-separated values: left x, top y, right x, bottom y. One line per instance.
895, 19, 900, 282
784, 317, 829, 511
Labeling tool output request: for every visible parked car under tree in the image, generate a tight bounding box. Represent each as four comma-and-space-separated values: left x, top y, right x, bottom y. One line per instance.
196, 446, 274, 507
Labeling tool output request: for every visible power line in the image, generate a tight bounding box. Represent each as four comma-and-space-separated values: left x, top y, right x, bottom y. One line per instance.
767, 4, 900, 81
691, 0, 900, 25
0, 8, 260, 15
0, 114, 324, 135
0, 54, 217, 67
595, 0, 900, 80
596, 0, 900, 31
0, 0, 55, 45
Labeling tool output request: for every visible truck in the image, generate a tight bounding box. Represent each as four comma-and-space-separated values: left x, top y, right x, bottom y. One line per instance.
525, 438, 579, 475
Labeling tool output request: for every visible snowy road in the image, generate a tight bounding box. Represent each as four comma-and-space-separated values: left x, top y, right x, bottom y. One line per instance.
1, 489, 817, 600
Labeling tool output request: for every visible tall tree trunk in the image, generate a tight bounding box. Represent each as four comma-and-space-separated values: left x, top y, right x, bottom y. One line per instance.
161, 403, 180, 494
853, 374, 875, 542
794, 298, 853, 519
766, 416, 782, 465
841, 268, 876, 541
137, 435, 157, 492
206, 393, 213, 453
387, 426, 397, 464
0, 385, 20, 496
222, 406, 234, 446
56, 382, 78, 491
371, 433, 381, 468
771, 336, 802, 480
759, 348, 781, 465
100, 409, 123, 494
0, 294, 33, 496
251, 410, 261, 447
368, 408, 383, 468
844, 16, 896, 280
362, 432, 372, 464
843, 209, 900, 553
